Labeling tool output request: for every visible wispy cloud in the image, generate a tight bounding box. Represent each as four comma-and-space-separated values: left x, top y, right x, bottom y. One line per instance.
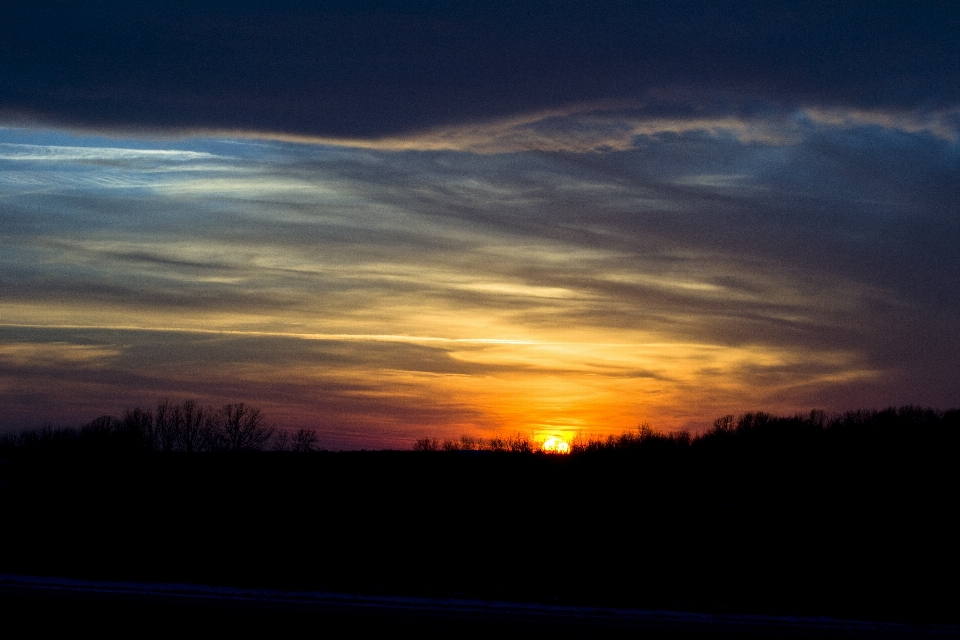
202, 105, 795, 153
186, 103, 960, 154
802, 106, 960, 141
1, 109, 957, 446
0, 142, 221, 163
0, 341, 119, 366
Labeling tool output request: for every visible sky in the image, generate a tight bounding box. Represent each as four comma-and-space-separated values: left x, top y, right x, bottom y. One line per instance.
1, 2, 958, 449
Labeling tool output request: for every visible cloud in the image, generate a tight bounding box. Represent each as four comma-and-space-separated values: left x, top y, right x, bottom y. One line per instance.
802, 107, 960, 142
0, 341, 120, 367
1, 106, 958, 446
0, 142, 220, 163
198, 101, 960, 157
270, 106, 794, 154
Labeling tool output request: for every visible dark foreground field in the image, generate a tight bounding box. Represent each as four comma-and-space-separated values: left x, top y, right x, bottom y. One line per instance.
1, 409, 957, 634
2, 574, 956, 638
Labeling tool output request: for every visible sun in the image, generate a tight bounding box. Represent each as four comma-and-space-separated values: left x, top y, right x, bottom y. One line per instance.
542, 437, 570, 454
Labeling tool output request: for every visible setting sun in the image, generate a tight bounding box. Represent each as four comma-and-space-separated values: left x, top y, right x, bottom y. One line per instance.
542, 437, 570, 454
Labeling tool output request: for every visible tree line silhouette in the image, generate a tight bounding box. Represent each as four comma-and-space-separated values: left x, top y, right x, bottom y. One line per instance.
416, 406, 959, 456
0, 398, 319, 453
3, 403, 957, 457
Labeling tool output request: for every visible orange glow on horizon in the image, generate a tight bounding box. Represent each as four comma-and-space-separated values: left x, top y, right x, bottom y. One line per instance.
1, 287, 881, 448
542, 437, 570, 454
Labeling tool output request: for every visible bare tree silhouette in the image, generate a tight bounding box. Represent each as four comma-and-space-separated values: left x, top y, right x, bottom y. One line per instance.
213, 403, 274, 452
154, 398, 178, 453
175, 399, 213, 453
291, 428, 319, 453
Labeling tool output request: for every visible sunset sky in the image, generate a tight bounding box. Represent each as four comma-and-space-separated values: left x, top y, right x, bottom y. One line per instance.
2, 2, 958, 449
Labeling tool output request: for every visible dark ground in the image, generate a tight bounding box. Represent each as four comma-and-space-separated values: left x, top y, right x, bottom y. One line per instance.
2, 574, 957, 639
0, 417, 957, 633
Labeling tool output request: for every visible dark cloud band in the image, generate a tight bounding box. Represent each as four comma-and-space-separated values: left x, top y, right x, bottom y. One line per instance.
3, 2, 958, 138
